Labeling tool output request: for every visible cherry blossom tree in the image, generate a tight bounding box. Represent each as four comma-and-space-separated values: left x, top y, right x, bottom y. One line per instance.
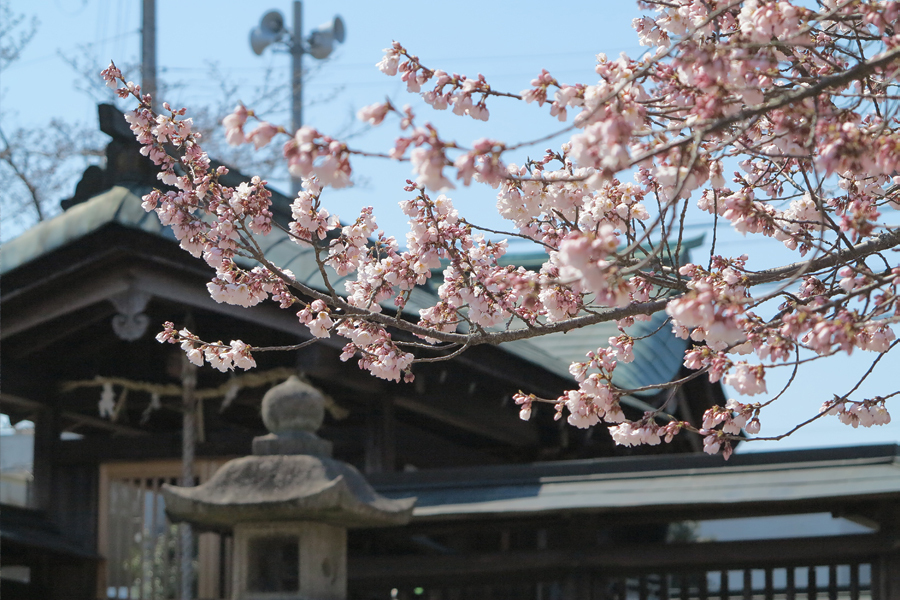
0, 1, 107, 240
101, 0, 900, 459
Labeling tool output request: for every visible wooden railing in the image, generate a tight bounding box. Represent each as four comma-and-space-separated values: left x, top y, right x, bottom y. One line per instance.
375, 563, 873, 600
598, 564, 872, 600
348, 534, 893, 600
98, 460, 229, 600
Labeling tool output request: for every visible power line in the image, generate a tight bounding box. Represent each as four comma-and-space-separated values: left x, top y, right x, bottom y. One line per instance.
3, 30, 140, 70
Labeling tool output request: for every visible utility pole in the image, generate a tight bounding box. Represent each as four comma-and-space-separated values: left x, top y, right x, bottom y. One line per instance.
145, 5, 193, 591
141, 0, 157, 107
291, 1, 303, 196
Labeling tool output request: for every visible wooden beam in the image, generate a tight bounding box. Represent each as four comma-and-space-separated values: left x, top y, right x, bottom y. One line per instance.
5, 255, 570, 408
393, 396, 534, 447
390, 494, 900, 527
392, 421, 505, 469
454, 349, 567, 399
349, 533, 892, 583
1, 260, 326, 349
51, 428, 256, 464
1, 273, 130, 339
58, 411, 149, 437
3, 392, 50, 411
0, 393, 148, 437
5, 306, 114, 359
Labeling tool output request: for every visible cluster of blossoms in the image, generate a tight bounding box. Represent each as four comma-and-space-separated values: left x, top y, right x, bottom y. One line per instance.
697, 188, 827, 256
822, 397, 893, 428
326, 206, 379, 277
337, 320, 415, 382
557, 226, 630, 308
609, 419, 684, 448
666, 258, 749, 351
357, 101, 392, 126
285, 126, 353, 188
521, 69, 586, 122
698, 400, 762, 457
561, 382, 624, 429
105, 0, 900, 456
378, 41, 492, 121
798, 309, 897, 357
380, 123, 477, 192
205, 264, 296, 310
155, 323, 256, 371
550, 344, 630, 429
221, 104, 353, 188
289, 177, 336, 245
297, 300, 335, 339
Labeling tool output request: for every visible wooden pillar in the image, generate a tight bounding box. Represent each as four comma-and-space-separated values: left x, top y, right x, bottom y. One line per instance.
875, 551, 900, 600
364, 397, 395, 474
381, 397, 395, 471
563, 571, 593, 600
875, 502, 900, 600
31, 401, 59, 510
180, 353, 198, 600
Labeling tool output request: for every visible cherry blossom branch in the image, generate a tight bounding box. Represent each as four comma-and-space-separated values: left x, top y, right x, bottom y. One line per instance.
99, 0, 900, 456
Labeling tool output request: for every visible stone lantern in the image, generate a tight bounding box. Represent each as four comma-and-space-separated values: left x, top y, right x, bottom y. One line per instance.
163, 376, 415, 600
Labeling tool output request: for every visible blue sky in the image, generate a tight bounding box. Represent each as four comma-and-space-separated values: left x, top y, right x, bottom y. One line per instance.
3, 0, 899, 451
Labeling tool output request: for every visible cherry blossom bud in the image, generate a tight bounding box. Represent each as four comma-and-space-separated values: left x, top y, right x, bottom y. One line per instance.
357, 102, 391, 126
246, 122, 279, 150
